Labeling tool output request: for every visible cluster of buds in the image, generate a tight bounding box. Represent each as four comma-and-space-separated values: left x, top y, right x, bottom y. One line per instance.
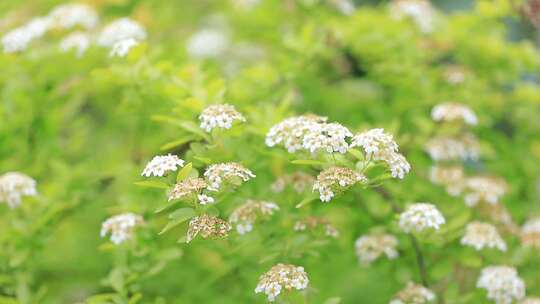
313, 167, 367, 202
229, 200, 279, 234
255, 263, 309, 302
186, 214, 231, 243
198, 104, 246, 132
354, 233, 399, 265
294, 216, 339, 238
271, 171, 315, 194
168, 177, 214, 205
0, 172, 38, 208
390, 282, 436, 304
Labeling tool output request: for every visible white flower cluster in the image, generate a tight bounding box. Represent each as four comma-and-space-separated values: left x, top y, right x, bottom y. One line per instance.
431, 102, 478, 125
477, 266, 525, 304
199, 104, 246, 132
294, 216, 339, 238
109, 37, 139, 58
521, 217, 540, 249
97, 17, 146, 57
390, 282, 436, 304
461, 222, 507, 252
60, 31, 91, 57
0, 172, 38, 208
141, 154, 185, 177
399, 203, 445, 233
203, 162, 255, 191
354, 233, 398, 265
429, 165, 464, 196
302, 122, 352, 154
313, 167, 367, 202
265, 115, 328, 153
186, 29, 230, 59
255, 263, 309, 302
187, 214, 232, 243
97, 17, 146, 47
229, 200, 280, 234
389, 0, 436, 33
424, 134, 480, 161
168, 177, 210, 202
351, 128, 411, 179
271, 171, 314, 194
100, 213, 144, 244
48, 3, 99, 30
2, 3, 98, 54
463, 176, 508, 207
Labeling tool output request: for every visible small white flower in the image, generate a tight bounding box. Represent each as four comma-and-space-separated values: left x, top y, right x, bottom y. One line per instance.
203, 162, 255, 191
229, 200, 279, 235
355, 233, 399, 265
425, 134, 480, 161
463, 176, 507, 207
199, 104, 246, 132
0, 172, 38, 208
97, 17, 146, 47
2, 17, 52, 53
60, 31, 91, 57
100, 213, 144, 244
431, 102, 477, 125
302, 122, 352, 154
197, 194, 215, 205
255, 264, 309, 302
109, 38, 139, 57
461, 222, 507, 252
477, 266, 525, 304
390, 282, 436, 304
313, 167, 366, 202
399, 203, 445, 233
48, 3, 99, 30
266, 115, 327, 153
141, 154, 184, 177
186, 29, 229, 59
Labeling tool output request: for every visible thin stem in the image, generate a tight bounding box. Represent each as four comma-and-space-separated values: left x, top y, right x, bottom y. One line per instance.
409, 234, 429, 287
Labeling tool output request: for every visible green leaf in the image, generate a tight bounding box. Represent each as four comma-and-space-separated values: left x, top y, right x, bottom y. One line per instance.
348, 148, 365, 160
194, 156, 212, 164
296, 193, 318, 208
177, 236, 188, 243
291, 159, 325, 166
176, 162, 193, 182
155, 200, 178, 213
128, 293, 143, 304
134, 180, 169, 189
160, 208, 196, 235
160, 137, 195, 151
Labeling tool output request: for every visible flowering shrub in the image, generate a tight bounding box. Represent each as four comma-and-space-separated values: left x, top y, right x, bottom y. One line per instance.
1, 0, 540, 303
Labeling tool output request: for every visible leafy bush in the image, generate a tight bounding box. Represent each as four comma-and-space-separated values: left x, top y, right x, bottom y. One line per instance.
1, 0, 540, 303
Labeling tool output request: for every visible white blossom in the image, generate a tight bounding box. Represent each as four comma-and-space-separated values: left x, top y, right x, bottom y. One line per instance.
425, 134, 480, 161
463, 176, 507, 207
203, 162, 255, 191
168, 178, 208, 201
100, 213, 144, 244
2, 17, 51, 53
351, 128, 411, 179
390, 282, 436, 304
229, 200, 279, 234
186, 29, 229, 59
399, 203, 445, 233
477, 266, 525, 304
313, 167, 366, 202
187, 214, 231, 243
429, 165, 464, 196
48, 3, 98, 30
199, 104, 246, 132
0, 172, 37, 208
461, 222, 507, 252
255, 264, 309, 302
302, 122, 352, 154
431, 102, 477, 125
60, 31, 91, 57
197, 194, 215, 205
355, 233, 398, 265
141, 154, 184, 177
265, 115, 327, 153
97, 17, 146, 47
109, 38, 139, 57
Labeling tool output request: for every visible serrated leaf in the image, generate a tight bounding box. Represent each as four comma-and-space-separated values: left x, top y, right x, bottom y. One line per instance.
176, 162, 192, 182
134, 180, 169, 189
291, 159, 325, 166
